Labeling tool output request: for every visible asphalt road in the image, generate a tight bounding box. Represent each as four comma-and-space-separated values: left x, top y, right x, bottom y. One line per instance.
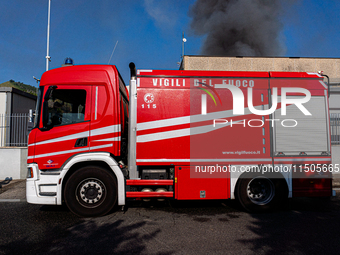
1, 180, 340, 255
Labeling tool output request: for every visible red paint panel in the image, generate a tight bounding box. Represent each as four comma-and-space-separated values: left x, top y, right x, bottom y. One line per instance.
41, 65, 119, 86
33, 85, 91, 170
190, 84, 271, 162
136, 77, 271, 165
270, 79, 327, 93
89, 83, 121, 157
175, 166, 229, 200
27, 128, 36, 163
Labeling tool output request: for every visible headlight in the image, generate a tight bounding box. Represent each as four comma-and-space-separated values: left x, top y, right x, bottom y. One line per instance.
27, 167, 34, 178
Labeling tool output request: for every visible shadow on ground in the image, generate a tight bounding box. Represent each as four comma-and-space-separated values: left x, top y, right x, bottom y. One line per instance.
239, 195, 340, 254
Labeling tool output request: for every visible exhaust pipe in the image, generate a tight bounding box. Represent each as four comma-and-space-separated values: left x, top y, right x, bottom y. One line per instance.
129, 62, 136, 80
128, 62, 138, 179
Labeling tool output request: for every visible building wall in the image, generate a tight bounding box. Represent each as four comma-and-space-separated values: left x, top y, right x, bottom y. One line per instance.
12, 93, 36, 114
0, 87, 36, 115
182, 56, 340, 84
0, 88, 36, 147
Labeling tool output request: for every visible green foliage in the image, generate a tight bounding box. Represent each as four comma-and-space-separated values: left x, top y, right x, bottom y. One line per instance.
0, 80, 37, 96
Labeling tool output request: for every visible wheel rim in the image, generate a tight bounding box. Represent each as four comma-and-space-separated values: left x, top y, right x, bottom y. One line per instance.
76, 178, 106, 208
247, 177, 275, 205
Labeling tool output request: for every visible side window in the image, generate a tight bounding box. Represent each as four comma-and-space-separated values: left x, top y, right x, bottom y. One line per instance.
47, 89, 86, 127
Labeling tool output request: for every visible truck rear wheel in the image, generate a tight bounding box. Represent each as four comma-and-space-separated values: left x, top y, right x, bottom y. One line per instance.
236, 173, 287, 213
64, 166, 117, 217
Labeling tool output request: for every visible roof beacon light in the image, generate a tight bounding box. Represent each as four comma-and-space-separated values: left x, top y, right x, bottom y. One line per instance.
63, 57, 74, 67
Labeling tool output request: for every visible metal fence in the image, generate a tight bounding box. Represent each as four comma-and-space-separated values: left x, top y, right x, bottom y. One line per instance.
0, 113, 30, 147
331, 113, 340, 145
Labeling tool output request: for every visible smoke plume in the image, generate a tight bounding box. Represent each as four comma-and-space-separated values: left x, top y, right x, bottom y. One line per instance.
190, 0, 291, 56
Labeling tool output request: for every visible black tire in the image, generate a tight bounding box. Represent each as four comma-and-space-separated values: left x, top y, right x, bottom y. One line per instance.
236, 173, 287, 213
64, 166, 118, 217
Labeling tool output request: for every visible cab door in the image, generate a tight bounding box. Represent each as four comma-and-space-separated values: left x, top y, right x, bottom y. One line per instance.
34, 85, 91, 170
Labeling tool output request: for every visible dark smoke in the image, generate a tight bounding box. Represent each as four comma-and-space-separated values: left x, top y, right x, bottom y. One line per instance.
190, 0, 292, 56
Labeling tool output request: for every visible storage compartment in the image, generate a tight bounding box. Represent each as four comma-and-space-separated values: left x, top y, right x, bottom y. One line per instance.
141, 169, 167, 179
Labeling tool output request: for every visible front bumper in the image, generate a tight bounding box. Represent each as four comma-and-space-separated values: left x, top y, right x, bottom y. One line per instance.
26, 163, 59, 205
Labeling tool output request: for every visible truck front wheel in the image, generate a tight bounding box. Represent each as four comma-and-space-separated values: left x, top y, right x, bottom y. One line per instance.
236, 173, 287, 213
64, 166, 117, 217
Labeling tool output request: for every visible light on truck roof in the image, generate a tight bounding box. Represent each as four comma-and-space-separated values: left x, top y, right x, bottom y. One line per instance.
63, 57, 74, 66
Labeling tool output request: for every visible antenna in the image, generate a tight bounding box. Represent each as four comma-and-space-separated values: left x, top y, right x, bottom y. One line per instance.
181, 32, 187, 59
46, 0, 52, 71
33, 76, 40, 95
108, 40, 119, 64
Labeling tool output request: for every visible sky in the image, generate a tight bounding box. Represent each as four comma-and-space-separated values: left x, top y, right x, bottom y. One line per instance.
1, 0, 340, 87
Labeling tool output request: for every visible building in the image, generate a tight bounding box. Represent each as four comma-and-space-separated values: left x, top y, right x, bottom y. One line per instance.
0, 87, 37, 147
0, 87, 37, 115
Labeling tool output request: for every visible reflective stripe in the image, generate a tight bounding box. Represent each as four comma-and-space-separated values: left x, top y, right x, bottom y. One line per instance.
137, 69, 153, 75
95, 86, 98, 120
30, 131, 89, 147
30, 125, 121, 147
274, 158, 331, 162
136, 159, 189, 162
137, 158, 331, 162
137, 107, 262, 131
319, 81, 328, 89
28, 144, 113, 159
136, 158, 272, 163
90, 124, 121, 136
307, 72, 322, 77
137, 120, 243, 143
94, 137, 121, 142
137, 158, 330, 163
138, 115, 190, 131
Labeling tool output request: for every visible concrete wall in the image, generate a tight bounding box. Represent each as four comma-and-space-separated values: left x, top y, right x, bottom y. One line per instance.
0, 148, 27, 180
0, 93, 6, 115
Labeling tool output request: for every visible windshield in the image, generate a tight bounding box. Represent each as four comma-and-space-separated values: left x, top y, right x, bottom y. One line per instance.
33, 86, 44, 129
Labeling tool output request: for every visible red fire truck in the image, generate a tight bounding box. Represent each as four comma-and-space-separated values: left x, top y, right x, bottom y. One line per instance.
26, 63, 334, 217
